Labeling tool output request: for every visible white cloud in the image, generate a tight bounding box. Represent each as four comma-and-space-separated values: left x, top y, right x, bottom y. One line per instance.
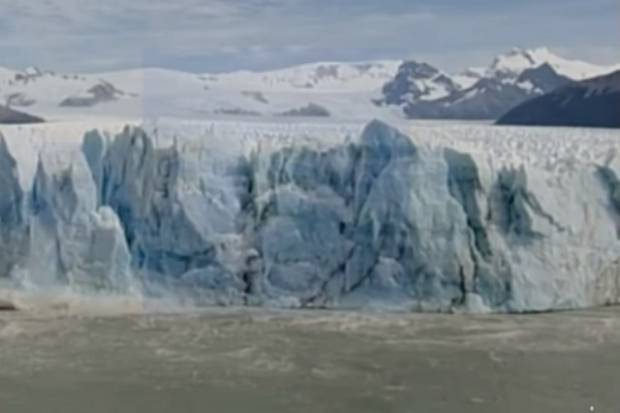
0, 0, 617, 72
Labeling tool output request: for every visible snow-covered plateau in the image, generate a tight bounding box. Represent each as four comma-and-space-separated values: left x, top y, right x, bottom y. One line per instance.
0, 118, 619, 313
2, 47, 619, 124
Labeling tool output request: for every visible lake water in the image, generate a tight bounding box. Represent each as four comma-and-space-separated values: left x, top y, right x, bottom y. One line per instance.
1, 306, 619, 412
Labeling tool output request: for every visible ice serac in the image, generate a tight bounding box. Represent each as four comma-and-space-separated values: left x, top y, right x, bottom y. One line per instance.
27, 151, 133, 292
0, 121, 619, 312
0, 135, 26, 279
0, 131, 133, 293
92, 126, 249, 304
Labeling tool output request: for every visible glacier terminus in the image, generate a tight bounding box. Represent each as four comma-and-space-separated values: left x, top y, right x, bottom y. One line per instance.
0, 119, 619, 313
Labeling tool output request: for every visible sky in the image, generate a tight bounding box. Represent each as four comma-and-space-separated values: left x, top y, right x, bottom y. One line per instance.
0, 0, 618, 73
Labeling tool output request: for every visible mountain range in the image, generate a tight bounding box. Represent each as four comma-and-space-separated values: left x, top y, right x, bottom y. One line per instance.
0, 47, 618, 124
378, 48, 618, 120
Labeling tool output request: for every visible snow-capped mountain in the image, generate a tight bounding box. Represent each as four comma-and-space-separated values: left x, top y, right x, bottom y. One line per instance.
0, 66, 134, 111
0, 62, 401, 122
488, 47, 620, 80
200, 60, 401, 93
399, 63, 573, 120
0, 47, 618, 123
383, 47, 618, 120
377, 61, 460, 105
449, 46, 616, 92
452, 67, 486, 90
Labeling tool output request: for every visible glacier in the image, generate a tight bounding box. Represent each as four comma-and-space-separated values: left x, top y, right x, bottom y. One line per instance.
0, 119, 619, 312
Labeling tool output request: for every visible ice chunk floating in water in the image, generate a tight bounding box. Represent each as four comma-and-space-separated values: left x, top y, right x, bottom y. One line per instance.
0, 120, 619, 312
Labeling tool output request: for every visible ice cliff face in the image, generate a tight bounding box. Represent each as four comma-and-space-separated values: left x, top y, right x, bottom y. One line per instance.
1, 120, 619, 312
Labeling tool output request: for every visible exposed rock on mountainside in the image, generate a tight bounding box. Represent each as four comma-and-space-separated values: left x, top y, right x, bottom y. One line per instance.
1, 48, 618, 121
497, 70, 620, 128
379, 61, 459, 105
60, 81, 126, 107
278, 103, 331, 117
381, 50, 577, 120
0, 105, 44, 124
4, 92, 36, 108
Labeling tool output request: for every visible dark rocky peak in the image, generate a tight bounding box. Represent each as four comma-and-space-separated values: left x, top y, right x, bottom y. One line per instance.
396, 61, 440, 80
517, 63, 572, 93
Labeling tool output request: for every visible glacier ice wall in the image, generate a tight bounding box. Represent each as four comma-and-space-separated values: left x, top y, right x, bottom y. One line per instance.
0, 120, 619, 312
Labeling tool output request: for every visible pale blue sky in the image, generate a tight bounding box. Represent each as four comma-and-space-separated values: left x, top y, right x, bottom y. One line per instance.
0, 0, 618, 73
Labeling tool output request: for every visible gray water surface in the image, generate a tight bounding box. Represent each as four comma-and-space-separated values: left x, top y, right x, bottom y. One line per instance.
1, 307, 619, 412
